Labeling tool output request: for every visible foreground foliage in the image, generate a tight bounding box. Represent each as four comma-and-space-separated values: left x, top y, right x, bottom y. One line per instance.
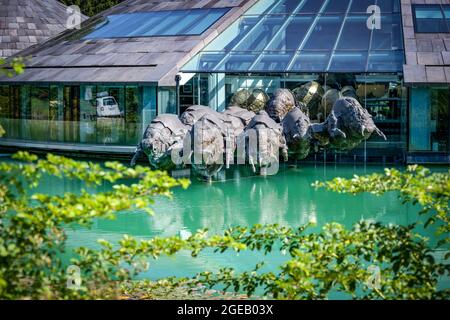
61, 0, 123, 16
0, 152, 189, 299
0, 153, 448, 300
314, 166, 450, 246
0, 57, 25, 78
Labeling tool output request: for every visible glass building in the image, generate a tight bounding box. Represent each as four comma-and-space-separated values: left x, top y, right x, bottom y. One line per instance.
0, 0, 448, 163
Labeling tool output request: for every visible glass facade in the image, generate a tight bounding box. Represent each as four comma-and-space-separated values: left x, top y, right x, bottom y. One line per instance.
410, 87, 450, 153
182, 0, 404, 73
0, 84, 157, 146
222, 73, 406, 151
0, 0, 448, 163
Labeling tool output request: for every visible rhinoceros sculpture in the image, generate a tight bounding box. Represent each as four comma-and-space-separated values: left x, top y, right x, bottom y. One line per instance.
180, 105, 219, 127
292, 81, 324, 121
190, 111, 229, 180
229, 89, 269, 113
266, 88, 296, 123
320, 89, 342, 121
244, 111, 288, 173
324, 97, 387, 150
130, 114, 189, 170
282, 107, 312, 160
229, 89, 251, 109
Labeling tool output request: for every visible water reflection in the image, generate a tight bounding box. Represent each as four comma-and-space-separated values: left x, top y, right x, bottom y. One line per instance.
57, 164, 440, 280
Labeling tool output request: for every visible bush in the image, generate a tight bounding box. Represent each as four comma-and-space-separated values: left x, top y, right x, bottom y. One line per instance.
0, 153, 448, 300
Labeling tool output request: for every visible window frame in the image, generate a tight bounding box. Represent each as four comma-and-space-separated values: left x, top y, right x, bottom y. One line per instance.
412, 4, 450, 34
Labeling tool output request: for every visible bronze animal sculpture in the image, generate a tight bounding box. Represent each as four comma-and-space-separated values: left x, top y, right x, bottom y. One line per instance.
133, 92, 387, 179
130, 114, 189, 170
282, 107, 311, 160
266, 88, 296, 123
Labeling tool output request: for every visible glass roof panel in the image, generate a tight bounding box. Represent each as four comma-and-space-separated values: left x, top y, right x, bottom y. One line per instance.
303, 16, 344, 50
289, 51, 331, 72
84, 8, 230, 39
376, 0, 400, 13
350, 0, 376, 13
266, 16, 314, 51
298, 0, 326, 14
252, 52, 295, 72
329, 51, 368, 72
235, 15, 286, 51
336, 15, 371, 50
271, 0, 303, 14
371, 14, 403, 50
216, 53, 259, 72
367, 51, 404, 72
181, 0, 404, 73
323, 0, 351, 13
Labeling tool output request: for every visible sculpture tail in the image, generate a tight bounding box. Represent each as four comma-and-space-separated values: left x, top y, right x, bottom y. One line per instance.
130, 144, 144, 167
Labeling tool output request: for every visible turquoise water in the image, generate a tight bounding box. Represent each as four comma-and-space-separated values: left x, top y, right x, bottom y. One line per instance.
4, 156, 446, 288
57, 163, 444, 281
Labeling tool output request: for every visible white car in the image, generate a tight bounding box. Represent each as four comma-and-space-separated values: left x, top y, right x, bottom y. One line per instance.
96, 96, 123, 118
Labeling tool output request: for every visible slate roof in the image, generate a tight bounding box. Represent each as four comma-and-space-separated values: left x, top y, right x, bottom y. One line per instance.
402, 0, 450, 84
0, 0, 87, 58
0, 0, 256, 86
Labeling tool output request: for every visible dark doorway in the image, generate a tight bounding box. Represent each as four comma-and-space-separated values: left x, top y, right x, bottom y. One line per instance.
64, 86, 80, 142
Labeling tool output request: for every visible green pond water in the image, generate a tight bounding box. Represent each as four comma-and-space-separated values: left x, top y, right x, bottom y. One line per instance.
41, 162, 446, 281
3, 156, 448, 290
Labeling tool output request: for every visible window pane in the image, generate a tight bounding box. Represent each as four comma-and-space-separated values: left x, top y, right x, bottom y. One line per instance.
204, 16, 259, 51
337, 15, 371, 50
371, 14, 403, 50
349, 0, 377, 13
271, 0, 303, 13
377, 0, 400, 13
187, 10, 231, 35
218, 53, 259, 72
444, 6, 450, 26
236, 15, 286, 51
197, 52, 227, 72
0, 86, 10, 118
252, 52, 294, 71
329, 51, 368, 72
323, 0, 351, 13
413, 5, 448, 33
410, 87, 450, 152
31, 86, 50, 121
289, 51, 331, 72
84, 8, 230, 39
298, 0, 326, 13
128, 12, 169, 37
267, 16, 314, 50
367, 51, 403, 72
303, 16, 344, 50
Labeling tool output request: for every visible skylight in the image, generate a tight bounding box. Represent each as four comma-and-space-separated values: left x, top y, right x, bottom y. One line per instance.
413, 5, 450, 33
84, 8, 230, 39
182, 0, 404, 73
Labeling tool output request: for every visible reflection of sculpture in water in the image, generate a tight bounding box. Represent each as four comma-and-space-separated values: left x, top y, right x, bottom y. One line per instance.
132, 80, 386, 180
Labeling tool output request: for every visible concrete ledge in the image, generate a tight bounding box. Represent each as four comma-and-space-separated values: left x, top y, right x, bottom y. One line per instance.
0, 139, 136, 155
407, 152, 450, 165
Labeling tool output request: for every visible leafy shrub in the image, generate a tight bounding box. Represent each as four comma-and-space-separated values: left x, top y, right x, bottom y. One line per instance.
0, 153, 448, 300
